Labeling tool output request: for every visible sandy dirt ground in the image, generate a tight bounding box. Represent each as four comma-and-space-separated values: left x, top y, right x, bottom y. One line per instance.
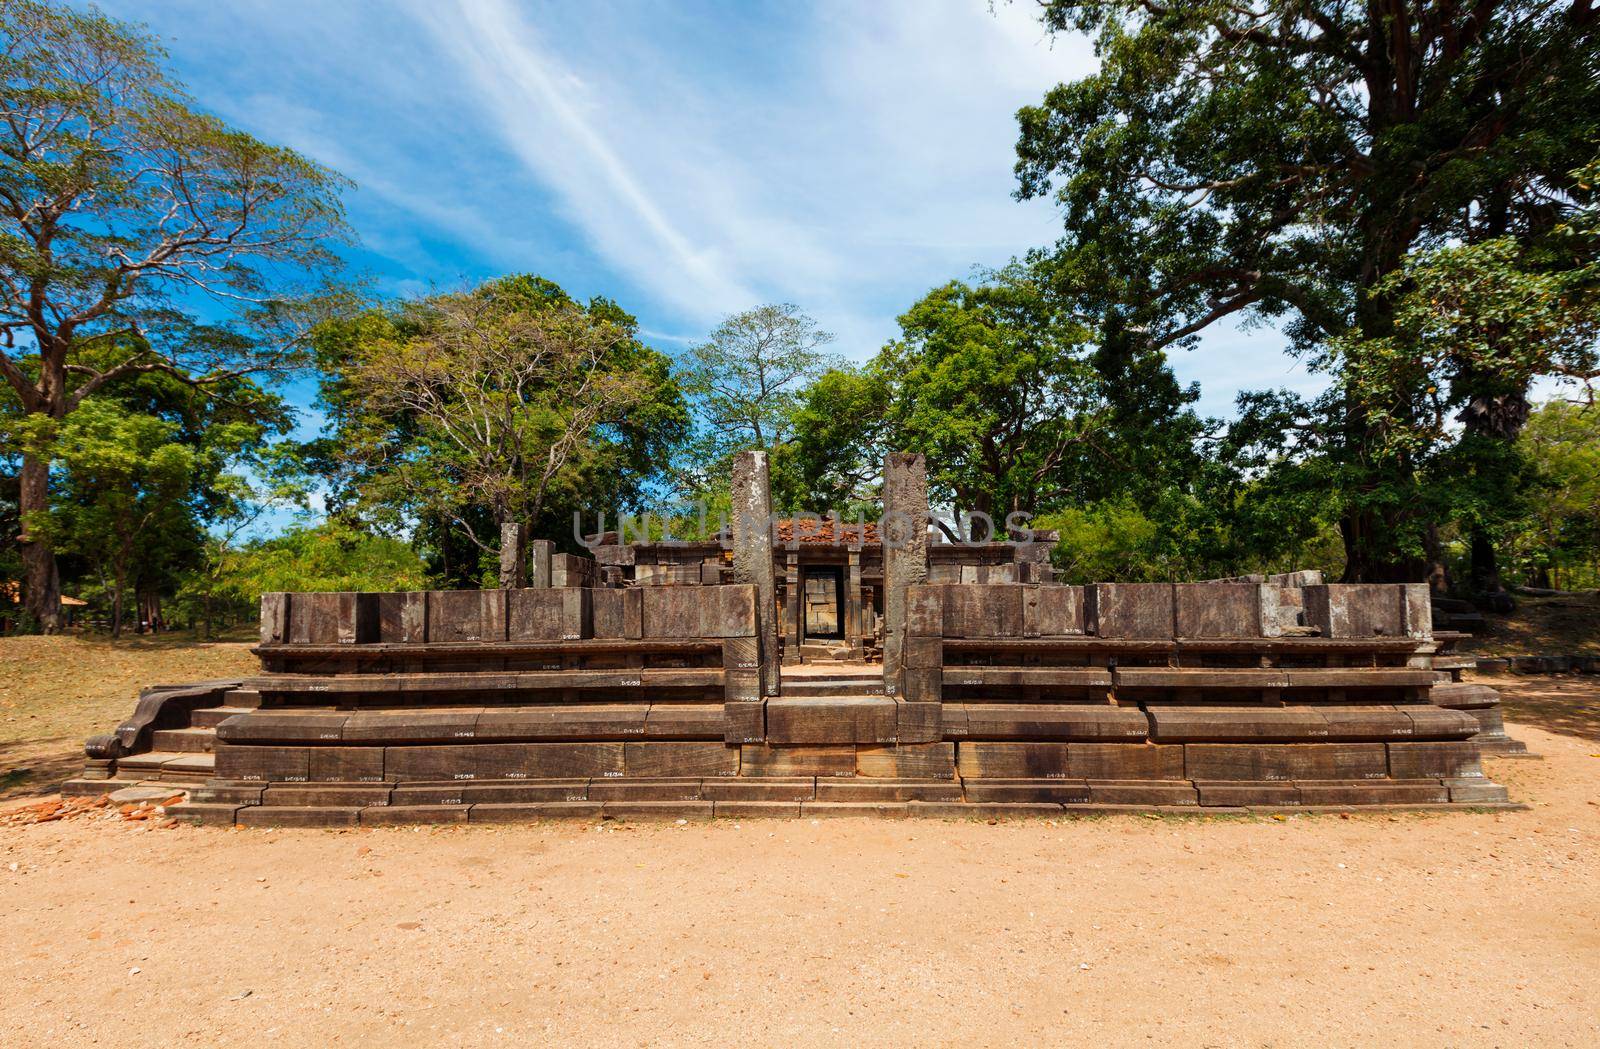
2, 713, 1597, 1048
0, 635, 257, 800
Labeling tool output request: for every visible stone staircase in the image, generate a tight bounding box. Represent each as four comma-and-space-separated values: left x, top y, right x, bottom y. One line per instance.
63, 689, 259, 794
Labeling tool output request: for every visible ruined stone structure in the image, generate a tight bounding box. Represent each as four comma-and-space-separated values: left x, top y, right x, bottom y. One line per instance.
67, 452, 1516, 824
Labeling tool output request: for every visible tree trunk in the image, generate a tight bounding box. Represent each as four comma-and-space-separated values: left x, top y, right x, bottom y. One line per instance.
18, 452, 61, 633
111, 567, 125, 640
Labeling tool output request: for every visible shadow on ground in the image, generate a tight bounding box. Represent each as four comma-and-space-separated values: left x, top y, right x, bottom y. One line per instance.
0, 740, 83, 803
1488, 675, 1600, 742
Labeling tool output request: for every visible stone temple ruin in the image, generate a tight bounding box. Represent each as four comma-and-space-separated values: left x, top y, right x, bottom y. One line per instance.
67, 451, 1523, 824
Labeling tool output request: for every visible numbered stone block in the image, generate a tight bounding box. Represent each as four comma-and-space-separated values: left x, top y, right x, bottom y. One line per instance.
1295, 781, 1448, 805
815, 778, 962, 802
214, 744, 310, 783
308, 746, 388, 783
943, 584, 1025, 638
480, 742, 625, 780
739, 744, 856, 778
1194, 782, 1302, 806
855, 742, 955, 780
701, 778, 816, 802
370, 591, 427, 643
1024, 585, 1085, 637
642, 587, 701, 638
624, 741, 739, 778
508, 588, 591, 641
723, 700, 765, 745
1085, 781, 1199, 806
264, 783, 394, 807
591, 588, 643, 640
1174, 583, 1265, 639
1088, 583, 1174, 639
342, 708, 484, 743
474, 704, 646, 741
384, 745, 479, 782
962, 779, 1091, 804
427, 590, 505, 643
1184, 742, 1389, 782
215, 711, 350, 744
700, 584, 757, 638
236, 806, 360, 828
1303, 584, 1430, 639
288, 592, 357, 645
765, 697, 897, 744
644, 703, 724, 739
1386, 741, 1484, 780
894, 701, 942, 744
959, 704, 1149, 741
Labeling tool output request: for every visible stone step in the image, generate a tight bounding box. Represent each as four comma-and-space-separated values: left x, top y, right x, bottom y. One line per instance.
223, 688, 262, 709
189, 705, 255, 728
117, 751, 214, 780
764, 695, 897, 744
781, 677, 884, 697
150, 727, 216, 753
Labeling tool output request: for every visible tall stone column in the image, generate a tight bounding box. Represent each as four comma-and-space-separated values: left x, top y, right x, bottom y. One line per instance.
499, 522, 526, 589
731, 451, 780, 697
846, 548, 863, 658
783, 551, 801, 662
882, 452, 929, 687
528, 540, 553, 588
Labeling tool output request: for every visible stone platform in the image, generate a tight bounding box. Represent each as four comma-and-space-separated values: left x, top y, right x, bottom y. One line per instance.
67, 577, 1517, 825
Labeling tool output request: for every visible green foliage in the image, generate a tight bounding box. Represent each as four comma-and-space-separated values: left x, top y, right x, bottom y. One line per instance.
42, 400, 198, 634
1015, 0, 1600, 579
1505, 401, 1600, 588
0, 0, 353, 628
878, 265, 1102, 517
778, 365, 892, 513
674, 303, 841, 503
311, 275, 688, 584
203, 521, 429, 602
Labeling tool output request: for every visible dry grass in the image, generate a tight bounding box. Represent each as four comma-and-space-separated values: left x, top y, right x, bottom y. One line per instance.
0, 634, 256, 800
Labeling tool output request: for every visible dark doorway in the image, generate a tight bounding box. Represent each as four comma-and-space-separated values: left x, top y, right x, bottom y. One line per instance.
801, 566, 844, 641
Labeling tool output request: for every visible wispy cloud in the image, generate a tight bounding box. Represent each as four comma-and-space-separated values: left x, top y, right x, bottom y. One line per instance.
95, 0, 1302, 410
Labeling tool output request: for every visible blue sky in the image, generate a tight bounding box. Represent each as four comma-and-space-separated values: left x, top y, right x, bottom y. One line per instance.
95, 0, 1324, 436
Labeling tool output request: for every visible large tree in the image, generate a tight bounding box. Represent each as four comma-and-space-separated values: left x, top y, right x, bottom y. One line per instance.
674, 303, 841, 501
0, 1, 350, 629
314, 275, 688, 585
878, 265, 1105, 519
1015, 0, 1600, 581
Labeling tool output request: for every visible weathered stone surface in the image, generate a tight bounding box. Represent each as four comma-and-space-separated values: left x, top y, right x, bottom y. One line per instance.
1089, 584, 1174, 639
730, 451, 780, 697
1303, 584, 1431, 639
508, 588, 591, 642
1184, 743, 1389, 782
765, 697, 897, 744
499, 522, 526, 589
1024, 585, 1086, 637
260, 592, 288, 644
1173, 583, 1264, 639
855, 742, 955, 780
882, 452, 929, 687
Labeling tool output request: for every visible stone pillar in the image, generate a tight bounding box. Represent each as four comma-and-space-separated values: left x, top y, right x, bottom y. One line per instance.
528, 540, 554, 589
846, 549, 863, 657
730, 451, 780, 697
783, 551, 801, 662
882, 452, 929, 687
498, 522, 526, 589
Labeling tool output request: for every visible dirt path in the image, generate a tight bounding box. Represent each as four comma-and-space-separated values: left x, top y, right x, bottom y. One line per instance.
2, 718, 1597, 1048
